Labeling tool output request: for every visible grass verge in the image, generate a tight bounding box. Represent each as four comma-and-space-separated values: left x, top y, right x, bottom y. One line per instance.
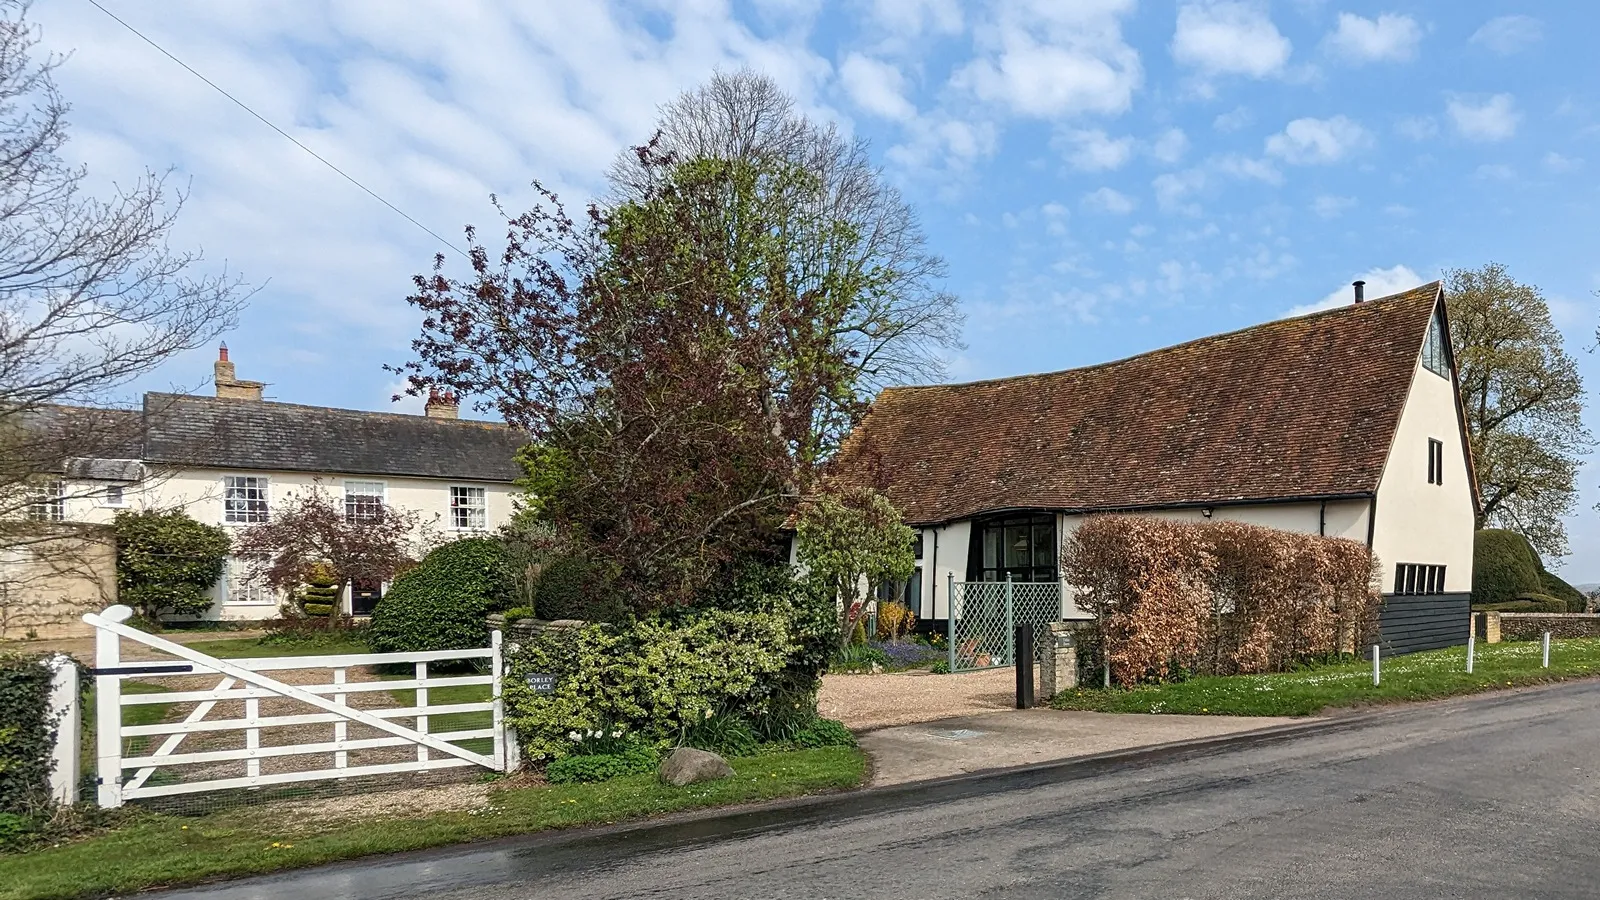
0, 747, 865, 900
1052, 637, 1600, 717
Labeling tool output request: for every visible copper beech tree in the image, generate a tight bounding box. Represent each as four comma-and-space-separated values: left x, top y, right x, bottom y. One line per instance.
393, 72, 961, 608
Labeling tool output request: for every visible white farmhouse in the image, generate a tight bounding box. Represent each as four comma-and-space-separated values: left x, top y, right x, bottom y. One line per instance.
825, 282, 1478, 655
15, 346, 526, 628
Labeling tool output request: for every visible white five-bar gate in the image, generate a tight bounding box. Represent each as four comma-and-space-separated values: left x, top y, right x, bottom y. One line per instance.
84, 605, 517, 808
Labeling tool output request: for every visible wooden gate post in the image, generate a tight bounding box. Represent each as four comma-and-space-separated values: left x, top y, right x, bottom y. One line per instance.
94, 605, 130, 809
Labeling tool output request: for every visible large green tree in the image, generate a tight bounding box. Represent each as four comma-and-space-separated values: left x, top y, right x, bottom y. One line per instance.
396, 72, 962, 608
1446, 263, 1591, 557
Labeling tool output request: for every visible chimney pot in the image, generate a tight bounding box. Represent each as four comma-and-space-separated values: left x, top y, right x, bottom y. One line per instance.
425, 387, 460, 420
1352, 280, 1366, 304
213, 344, 264, 401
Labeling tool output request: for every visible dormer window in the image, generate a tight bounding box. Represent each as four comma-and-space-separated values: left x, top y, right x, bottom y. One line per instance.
1422, 305, 1451, 378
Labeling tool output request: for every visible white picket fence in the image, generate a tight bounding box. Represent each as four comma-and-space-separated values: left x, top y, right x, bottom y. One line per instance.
75, 605, 517, 809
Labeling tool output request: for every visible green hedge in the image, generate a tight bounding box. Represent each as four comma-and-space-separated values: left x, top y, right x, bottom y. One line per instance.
504, 608, 802, 761
1472, 529, 1541, 607
0, 654, 56, 814
1474, 595, 1570, 614
368, 538, 515, 653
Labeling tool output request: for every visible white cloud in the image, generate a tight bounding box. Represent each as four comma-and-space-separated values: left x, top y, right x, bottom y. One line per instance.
1285, 265, 1425, 317
28, 1, 840, 410
870, 0, 963, 35
1083, 186, 1136, 214
1149, 127, 1189, 163
954, 1, 1142, 118
1213, 106, 1252, 132
1469, 15, 1542, 55
1395, 115, 1438, 141
1153, 168, 1207, 215
1041, 201, 1070, 236
1055, 128, 1134, 171
1447, 93, 1520, 141
1171, 1, 1292, 78
886, 115, 998, 172
1264, 115, 1371, 164
839, 53, 916, 121
1544, 152, 1583, 173
383, 380, 428, 415
1324, 13, 1422, 64
1312, 194, 1355, 218
1214, 153, 1282, 184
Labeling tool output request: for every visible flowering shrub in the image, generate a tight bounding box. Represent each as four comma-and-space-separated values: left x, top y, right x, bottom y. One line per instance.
875, 601, 917, 641
1064, 516, 1380, 687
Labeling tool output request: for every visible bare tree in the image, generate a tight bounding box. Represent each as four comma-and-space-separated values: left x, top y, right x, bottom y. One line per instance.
0, 1, 246, 542
609, 69, 965, 448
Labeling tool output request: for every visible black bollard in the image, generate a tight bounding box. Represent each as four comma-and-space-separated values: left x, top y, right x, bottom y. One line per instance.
1015, 623, 1035, 709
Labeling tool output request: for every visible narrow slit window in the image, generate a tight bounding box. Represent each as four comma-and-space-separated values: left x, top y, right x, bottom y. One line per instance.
1394, 563, 1447, 596
1427, 438, 1443, 485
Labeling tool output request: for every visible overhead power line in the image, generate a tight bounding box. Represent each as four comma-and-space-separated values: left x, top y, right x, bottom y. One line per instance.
86, 0, 466, 257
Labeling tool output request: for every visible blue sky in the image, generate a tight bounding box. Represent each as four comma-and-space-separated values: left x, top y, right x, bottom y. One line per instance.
30, 1, 1600, 579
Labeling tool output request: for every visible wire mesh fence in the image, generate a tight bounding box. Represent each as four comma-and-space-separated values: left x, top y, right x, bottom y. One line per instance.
947, 580, 1062, 673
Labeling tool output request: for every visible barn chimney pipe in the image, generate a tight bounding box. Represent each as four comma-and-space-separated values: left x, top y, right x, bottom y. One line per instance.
1352, 280, 1366, 304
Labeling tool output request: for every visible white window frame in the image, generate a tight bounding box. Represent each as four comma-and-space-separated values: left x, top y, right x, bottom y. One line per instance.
26, 480, 64, 522
343, 480, 387, 522
225, 555, 277, 606
450, 485, 487, 531
222, 475, 270, 525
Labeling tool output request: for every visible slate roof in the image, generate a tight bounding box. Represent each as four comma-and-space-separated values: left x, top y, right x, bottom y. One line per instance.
140, 393, 528, 483
829, 283, 1448, 526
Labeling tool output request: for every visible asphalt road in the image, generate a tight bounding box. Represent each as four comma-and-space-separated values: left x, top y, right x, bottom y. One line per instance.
162, 680, 1600, 899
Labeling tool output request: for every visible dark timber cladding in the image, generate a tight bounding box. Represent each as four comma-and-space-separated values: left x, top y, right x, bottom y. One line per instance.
1378, 593, 1471, 655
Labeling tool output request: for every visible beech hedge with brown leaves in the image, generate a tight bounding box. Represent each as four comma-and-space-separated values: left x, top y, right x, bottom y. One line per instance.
1063, 516, 1381, 687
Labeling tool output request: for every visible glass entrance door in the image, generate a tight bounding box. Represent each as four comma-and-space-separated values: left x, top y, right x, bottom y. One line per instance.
969, 513, 1057, 583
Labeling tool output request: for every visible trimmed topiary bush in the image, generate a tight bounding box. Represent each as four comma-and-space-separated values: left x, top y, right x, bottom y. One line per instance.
299, 563, 340, 618
1471, 529, 1542, 608
1538, 571, 1589, 613
368, 538, 515, 653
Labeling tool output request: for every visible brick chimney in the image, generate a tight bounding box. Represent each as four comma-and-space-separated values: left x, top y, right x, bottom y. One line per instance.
425, 387, 459, 420
213, 343, 265, 401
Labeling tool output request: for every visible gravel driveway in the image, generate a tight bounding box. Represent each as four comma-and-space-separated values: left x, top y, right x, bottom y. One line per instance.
819, 668, 1017, 731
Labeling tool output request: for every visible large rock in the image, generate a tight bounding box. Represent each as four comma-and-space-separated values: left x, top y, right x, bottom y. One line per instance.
658, 747, 734, 787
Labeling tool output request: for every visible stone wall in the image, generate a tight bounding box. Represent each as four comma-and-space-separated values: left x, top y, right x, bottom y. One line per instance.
1494, 612, 1600, 642
486, 614, 586, 645
0, 525, 117, 640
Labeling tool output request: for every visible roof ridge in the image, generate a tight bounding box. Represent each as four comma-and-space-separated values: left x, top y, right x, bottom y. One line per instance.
142, 391, 519, 430
885, 281, 1441, 395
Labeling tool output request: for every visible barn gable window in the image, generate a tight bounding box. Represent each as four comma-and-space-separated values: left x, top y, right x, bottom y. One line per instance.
1422, 305, 1451, 378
